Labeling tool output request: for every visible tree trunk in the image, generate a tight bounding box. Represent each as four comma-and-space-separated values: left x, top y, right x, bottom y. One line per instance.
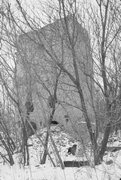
95, 122, 111, 165
22, 120, 30, 166
49, 131, 64, 169
41, 131, 49, 164
78, 87, 97, 149
41, 108, 55, 164
0, 134, 14, 166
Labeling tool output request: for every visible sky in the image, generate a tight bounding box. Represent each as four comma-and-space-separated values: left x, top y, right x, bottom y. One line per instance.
4, 0, 96, 27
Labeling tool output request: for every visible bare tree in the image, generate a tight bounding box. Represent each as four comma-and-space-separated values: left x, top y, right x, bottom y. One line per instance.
1, 0, 121, 166
11, 0, 97, 164
0, 1, 65, 167
82, 0, 121, 163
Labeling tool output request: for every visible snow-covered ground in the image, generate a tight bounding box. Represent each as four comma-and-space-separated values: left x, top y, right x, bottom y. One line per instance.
0, 126, 121, 180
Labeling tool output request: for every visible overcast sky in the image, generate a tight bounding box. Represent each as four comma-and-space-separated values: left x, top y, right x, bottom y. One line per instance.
5, 0, 96, 27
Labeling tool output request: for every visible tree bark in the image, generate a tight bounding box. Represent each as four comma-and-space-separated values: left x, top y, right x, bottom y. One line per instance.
41, 131, 49, 164
95, 122, 111, 165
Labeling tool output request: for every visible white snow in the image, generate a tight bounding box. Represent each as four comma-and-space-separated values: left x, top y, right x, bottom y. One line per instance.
0, 126, 121, 180
0, 162, 121, 180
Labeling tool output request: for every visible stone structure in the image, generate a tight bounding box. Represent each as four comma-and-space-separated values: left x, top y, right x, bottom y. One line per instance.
16, 15, 95, 136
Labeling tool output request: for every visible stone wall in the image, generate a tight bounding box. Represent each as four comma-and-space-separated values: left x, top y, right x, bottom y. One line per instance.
16, 15, 95, 135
